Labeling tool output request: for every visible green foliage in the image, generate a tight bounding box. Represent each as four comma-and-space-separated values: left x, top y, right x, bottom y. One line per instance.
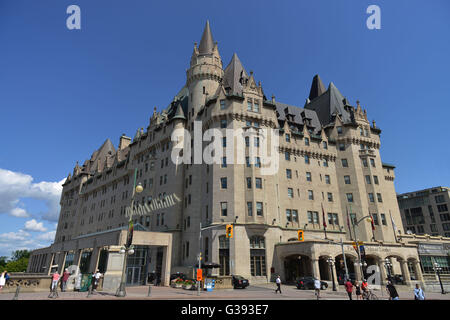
11, 250, 31, 261
0, 256, 8, 269
5, 258, 28, 272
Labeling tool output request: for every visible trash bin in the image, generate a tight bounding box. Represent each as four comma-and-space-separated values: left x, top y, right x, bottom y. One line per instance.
80, 274, 92, 292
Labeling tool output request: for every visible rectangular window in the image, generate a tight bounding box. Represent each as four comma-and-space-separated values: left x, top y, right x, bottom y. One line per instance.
246, 177, 252, 189
327, 192, 333, 202
377, 193, 383, 202
307, 211, 313, 223
247, 202, 253, 216
306, 172, 312, 182
435, 195, 445, 203
256, 202, 263, 216
255, 178, 262, 189
247, 101, 252, 111
293, 210, 298, 222
368, 193, 375, 202
285, 134, 290, 142
221, 177, 227, 189
220, 99, 226, 110
373, 175, 379, 184
222, 137, 227, 147
347, 193, 354, 202
344, 175, 351, 184
337, 126, 343, 134
370, 158, 376, 167
288, 188, 294, 198
362, 159, 368, 167
286, 209, 292, 222
323, 159, 329, 167
438, 204, 448, 212
221, 119, 227, 128
365, 175, 371, 184
328, 213, 333, 225
380, 213, 387, 225
305, 155, 310, 164
313, 211, 319, 224
254, 102, 260, 112
221, 202, 228, 216
222, 157, 227, 168
285, 152, 291, 161
245, 136, 250, 147
342, 159, 348, 167
286, 169, 292, 179
339, 143, 345, 151
325, 175, 330, 184
254, 137, 260, 147
323, 141, 328, 149
246, 157, 251, 167
255, 157, 261, 168
304, 138, 310, 146
308, 190, 314, 200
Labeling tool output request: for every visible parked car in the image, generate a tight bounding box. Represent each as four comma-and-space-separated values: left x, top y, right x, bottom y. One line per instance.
296, 277, 328, 290
232, 275, 249, 289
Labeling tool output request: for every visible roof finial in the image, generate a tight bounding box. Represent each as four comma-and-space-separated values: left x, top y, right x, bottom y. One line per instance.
372, 120, 377, 128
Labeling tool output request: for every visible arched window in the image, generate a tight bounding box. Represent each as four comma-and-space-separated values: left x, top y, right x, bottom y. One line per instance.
250, 236, 267, 276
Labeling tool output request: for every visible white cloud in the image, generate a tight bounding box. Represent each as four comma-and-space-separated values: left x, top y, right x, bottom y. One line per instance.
0, 229, 56, 258
0, 168, 64, 222
36, 231, 56, 241
24, 219, 47, 232
10, 207, 31, 218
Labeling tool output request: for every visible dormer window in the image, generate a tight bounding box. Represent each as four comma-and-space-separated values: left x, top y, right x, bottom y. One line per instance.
337, 126, 343, 134
304, 137, 310, 146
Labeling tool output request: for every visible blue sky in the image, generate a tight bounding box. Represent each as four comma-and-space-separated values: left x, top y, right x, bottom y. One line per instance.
0, 0, 449, 257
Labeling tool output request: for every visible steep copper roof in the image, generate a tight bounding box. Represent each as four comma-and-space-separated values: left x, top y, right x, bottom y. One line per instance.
198, 20, 214, 55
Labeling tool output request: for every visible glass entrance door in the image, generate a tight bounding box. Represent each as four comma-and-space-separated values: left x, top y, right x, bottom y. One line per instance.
126, 267, 141, 285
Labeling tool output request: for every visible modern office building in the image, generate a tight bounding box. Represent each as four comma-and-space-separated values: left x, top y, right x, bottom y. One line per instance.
397, 186, 450, 237
28, 21, 449, 291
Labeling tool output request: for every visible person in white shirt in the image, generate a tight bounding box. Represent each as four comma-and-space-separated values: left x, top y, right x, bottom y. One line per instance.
92, 270, 102, 291
314, 278, 321, 299
413, 284, 425, 300
275, 275, 282, 294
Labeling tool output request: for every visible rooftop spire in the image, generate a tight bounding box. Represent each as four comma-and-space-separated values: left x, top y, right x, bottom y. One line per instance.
309, 74, 326, 100
198, 20, 214, 55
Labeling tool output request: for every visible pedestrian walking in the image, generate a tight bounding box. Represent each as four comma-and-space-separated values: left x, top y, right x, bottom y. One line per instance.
314, 278, 321, 299
386, 281, 399, 300
51, 271, 60, 292
61, 269, 70, 292
345, 279, 353, 300
413, 283, 425, 300
275, 275, 282, 294
355, 281, 362, 300
93, 269, 102, 291
0, 270, 7, 291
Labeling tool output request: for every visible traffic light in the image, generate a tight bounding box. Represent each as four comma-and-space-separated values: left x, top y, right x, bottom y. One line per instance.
297, 230, 304, 241
226, 224, 233, 238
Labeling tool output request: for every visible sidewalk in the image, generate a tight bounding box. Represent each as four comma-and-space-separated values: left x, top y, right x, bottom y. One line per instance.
0, 284, 448, 300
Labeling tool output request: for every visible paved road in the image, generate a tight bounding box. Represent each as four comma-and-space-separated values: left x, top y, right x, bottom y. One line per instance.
1, 284, 448, 300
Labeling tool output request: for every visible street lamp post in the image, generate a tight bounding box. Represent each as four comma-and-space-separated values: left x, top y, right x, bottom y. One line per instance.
327, 257, 337, 291
352, 215, 372, 281
116, 170, 143, 298
433, 262, 445, 294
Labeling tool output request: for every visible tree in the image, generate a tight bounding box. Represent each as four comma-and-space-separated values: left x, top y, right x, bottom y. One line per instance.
5, 258, 28, 273
11, 250, 31, 261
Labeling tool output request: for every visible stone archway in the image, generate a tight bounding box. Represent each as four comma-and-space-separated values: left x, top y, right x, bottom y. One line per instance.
283, 254, 312, 283
334, 253, 356, 284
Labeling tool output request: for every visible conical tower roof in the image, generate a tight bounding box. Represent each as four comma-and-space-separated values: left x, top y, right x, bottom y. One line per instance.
198, 20, 214, 55
309, 74, 326, 101
223, 53, 248, 95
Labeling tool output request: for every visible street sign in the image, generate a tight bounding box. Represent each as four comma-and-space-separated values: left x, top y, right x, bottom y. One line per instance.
196, 269, 203, 281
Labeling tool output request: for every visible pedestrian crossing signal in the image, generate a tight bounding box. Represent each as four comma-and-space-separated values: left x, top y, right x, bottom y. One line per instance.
297, 230, 304, 241
226, 224, 233, 238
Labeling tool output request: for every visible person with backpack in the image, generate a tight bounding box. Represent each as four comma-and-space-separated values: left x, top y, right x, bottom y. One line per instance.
413, 283, 425, 300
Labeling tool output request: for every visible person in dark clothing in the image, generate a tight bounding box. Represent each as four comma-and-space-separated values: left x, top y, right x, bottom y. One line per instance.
386, 281, 399, 300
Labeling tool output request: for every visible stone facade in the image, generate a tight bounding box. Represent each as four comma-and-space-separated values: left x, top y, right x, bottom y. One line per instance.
28, 21, 450, 291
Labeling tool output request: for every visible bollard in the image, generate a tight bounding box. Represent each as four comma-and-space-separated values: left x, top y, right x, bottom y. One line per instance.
12, 285, 20, 300
147, 285, 152, 297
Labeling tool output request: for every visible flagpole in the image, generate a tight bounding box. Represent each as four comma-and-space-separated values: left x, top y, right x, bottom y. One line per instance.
321, 203, 327, 239
390, 210, 399, 243
346, 206, 353, 241
368, 202, 376, 242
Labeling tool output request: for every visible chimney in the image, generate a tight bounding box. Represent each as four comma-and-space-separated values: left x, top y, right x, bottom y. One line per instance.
119, 134, 131, 150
